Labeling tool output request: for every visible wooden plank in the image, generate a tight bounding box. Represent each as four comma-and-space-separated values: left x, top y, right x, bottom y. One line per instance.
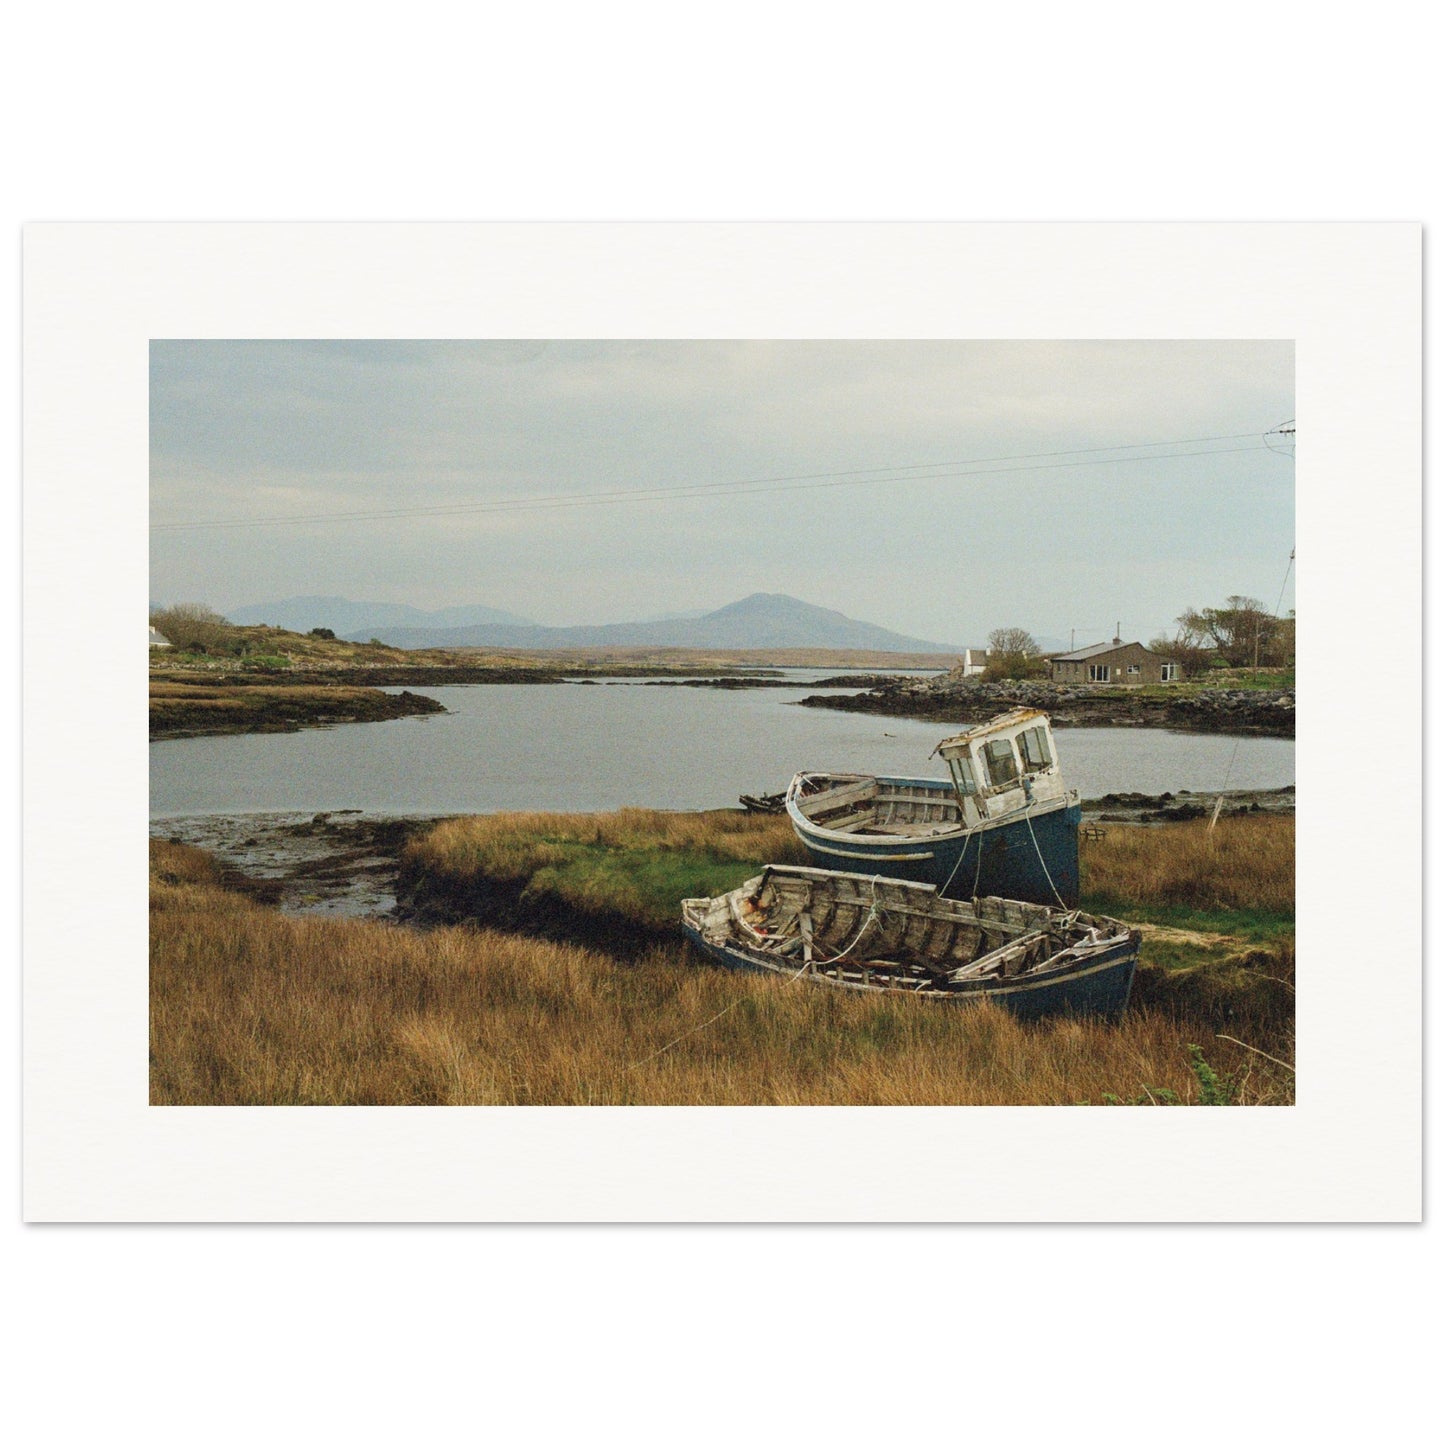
822, 813, 881, 834
799, 779, 878, 815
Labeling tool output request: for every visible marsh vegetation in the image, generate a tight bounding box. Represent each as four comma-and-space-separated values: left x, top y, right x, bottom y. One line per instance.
151, 811, 1293, 1106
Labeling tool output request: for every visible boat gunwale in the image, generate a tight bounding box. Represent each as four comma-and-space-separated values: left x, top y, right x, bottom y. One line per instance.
680, 918, 1140, 1003
783, 770, 1076, 848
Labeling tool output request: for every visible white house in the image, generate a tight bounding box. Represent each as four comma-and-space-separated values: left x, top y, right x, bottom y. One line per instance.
149, 625, 172, 648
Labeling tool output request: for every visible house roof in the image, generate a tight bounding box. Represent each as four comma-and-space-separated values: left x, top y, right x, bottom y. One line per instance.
1052, 640, 1151, 662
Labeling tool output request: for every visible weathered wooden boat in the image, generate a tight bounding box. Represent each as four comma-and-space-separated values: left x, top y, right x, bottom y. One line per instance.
681, 866, 1140, 1020
739, 791, 787, 814
784, 708, 1082, 906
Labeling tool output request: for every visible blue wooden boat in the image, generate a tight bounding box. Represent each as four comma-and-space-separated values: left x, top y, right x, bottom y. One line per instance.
784, 708, 1081, 906
681, 866, 1139, 1021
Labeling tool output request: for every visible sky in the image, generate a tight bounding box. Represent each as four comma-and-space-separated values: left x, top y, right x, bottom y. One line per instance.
150, 340, 1295, 648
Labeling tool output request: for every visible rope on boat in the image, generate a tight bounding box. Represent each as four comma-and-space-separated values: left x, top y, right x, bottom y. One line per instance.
1022, 805, 1070, 911
806, 876, 884, 966
940, 799, 1064, 910
938, 820, 983, 899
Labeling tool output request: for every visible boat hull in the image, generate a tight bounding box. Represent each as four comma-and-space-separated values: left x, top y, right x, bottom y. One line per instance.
680, 921, 1138, 1022
787, 777, 1081, 907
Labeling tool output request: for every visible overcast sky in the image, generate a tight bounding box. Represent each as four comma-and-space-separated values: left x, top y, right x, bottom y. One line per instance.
150, 340, 1294, 646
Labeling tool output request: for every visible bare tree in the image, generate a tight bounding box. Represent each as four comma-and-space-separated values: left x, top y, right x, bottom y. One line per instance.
984, 627, 1046, 681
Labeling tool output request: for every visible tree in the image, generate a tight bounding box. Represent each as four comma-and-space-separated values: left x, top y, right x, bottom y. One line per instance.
1149, 616, 1213, 677
1158, 596, 1294, 673
149, 602, 236, 655
309, 627, 337, 640
984, 627, 1047, 681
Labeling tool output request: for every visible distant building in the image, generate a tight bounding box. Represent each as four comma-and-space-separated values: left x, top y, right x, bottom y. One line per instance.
1050, 637, 1177, 685
149, 625, 172, 648
956, 647, 987, 677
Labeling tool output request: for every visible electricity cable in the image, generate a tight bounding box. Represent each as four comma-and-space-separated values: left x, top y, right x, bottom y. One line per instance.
154, 434, 1273, 534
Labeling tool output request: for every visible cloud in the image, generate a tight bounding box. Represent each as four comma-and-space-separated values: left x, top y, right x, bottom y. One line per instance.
150, 340, 1294, 638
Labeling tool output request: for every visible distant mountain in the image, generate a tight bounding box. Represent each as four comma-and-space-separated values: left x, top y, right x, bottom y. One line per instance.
347, 592, 963, 653
225, 595, 535, 635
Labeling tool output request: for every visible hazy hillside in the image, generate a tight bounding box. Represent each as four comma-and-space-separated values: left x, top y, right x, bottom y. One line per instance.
226, 595, 535, 635
348, 592, 963, 653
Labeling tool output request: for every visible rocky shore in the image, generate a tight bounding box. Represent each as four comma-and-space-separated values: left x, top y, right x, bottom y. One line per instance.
149, 681, 446, 739
798, 676, 1295, 737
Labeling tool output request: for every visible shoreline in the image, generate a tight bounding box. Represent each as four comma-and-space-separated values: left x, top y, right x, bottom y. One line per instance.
149, 786, 1295, 920
149, 681, 445, 740
797, 678, 1295, 737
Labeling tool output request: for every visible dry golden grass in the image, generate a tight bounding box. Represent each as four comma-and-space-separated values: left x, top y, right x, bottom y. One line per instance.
410, 808, 804, 881
1081, 812, 1294, 918
151, 841, 1292, 1106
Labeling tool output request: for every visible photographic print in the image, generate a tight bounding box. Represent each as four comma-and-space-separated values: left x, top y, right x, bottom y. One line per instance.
148, 339, 1296, 1108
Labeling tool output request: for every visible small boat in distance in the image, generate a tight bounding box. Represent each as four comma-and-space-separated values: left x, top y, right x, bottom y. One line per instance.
681, 866, 1139, 1020
784, 708, 1082, 906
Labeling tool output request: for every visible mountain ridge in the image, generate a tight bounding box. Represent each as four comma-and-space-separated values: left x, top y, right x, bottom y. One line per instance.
342, 592, 964, 653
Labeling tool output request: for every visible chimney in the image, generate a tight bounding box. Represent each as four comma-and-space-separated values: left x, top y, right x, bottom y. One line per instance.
1113, 621, 1121, 645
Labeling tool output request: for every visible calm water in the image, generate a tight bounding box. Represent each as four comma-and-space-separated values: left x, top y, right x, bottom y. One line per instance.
150, 677, 1295, 819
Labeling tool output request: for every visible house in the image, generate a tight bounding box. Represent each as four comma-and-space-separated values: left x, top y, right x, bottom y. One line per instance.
149, 625, 172, 648
1050, 637, 1178, 685
955, 647, 987, 677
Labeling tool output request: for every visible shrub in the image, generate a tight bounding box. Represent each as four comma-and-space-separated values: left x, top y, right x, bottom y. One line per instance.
150, 603, 236, 655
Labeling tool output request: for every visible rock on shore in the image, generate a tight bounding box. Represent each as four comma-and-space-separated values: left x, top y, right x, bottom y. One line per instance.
798, 676, 1294, 737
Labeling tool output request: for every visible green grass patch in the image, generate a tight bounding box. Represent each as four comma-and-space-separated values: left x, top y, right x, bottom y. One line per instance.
522, 840, 768, 928
1081, 894, 1294, 948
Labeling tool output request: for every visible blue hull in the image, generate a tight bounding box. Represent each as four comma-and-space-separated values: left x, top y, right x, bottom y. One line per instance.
681, 924, 1138, 1022
790, 781, 1081, 908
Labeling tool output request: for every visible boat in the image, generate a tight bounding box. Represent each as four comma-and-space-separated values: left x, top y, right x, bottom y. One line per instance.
738, 791, 787, 814
681, 866, 1139, 1021
784, 708, 1082, 906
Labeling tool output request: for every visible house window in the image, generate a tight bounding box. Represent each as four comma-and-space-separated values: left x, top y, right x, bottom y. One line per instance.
1088, 663, 1110, 682
983, 738, 1020, 788
1126, 664, 1139, 675
1018, 725, 1052, 773
1160, 663, 1179, 682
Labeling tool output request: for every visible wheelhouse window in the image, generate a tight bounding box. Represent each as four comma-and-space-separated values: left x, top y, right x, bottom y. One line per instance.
983, 737, 1020, 788
1088, 663, 1110, 682
947, 753, 978, 796
1018, 725, 1052, 773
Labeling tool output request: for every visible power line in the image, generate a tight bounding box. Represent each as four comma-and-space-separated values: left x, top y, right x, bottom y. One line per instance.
153, 432, 1274, 534
1263, 418, 1295, 459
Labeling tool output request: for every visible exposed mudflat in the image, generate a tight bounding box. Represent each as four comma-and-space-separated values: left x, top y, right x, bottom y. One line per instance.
150, 811, 448, 917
